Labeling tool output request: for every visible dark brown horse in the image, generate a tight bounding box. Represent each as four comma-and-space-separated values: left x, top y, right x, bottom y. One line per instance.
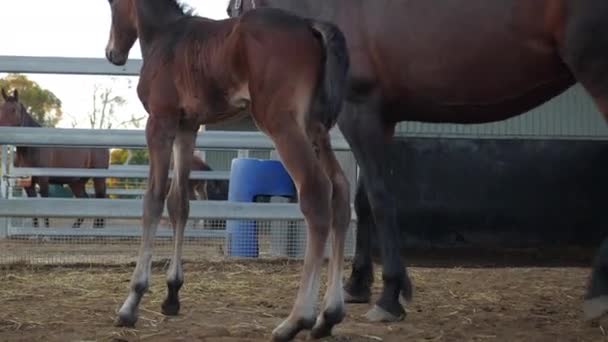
104, 1, 349, 340
0, 89, 109, 228
229, 0, 608, 326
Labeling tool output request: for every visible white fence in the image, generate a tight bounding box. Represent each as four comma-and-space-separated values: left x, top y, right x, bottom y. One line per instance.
0, 56, 358, 264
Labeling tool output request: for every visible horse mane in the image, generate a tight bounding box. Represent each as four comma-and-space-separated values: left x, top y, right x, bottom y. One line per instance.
139, 0, 196, 20
136, 0, 197, 45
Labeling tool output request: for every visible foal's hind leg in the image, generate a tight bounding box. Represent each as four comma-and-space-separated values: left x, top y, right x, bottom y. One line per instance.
269, 126, 332, 342
344, 179, 375, 303
561, 20, 608, 319
115, 116, 176, 327
162, 126, 197, 316
310, 128, 352, 339
338, 101, 412, 322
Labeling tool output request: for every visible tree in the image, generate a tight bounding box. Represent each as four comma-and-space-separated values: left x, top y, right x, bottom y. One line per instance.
87, 80, 146, 129
88, 83, 127, 129
110, 148, 149, 165
0, 74, 63, 127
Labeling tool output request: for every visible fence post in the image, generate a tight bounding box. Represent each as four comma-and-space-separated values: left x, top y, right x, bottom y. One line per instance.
0, 145, 9, 238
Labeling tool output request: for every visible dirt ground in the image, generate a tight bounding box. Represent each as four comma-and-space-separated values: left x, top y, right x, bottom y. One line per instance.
0, 257, 606, 342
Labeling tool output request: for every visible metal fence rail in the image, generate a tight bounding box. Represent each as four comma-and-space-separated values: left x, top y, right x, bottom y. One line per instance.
0, 126, 351, 150
0, 198, 306, 220
0, 55, 142, 76
8, 166, 230, 180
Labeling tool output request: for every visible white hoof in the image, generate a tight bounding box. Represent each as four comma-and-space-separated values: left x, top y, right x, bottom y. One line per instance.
364, 305, 404, 322
583, 296, 608, 321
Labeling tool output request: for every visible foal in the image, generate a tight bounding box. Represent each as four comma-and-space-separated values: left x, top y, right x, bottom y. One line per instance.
104, 1, 349, 340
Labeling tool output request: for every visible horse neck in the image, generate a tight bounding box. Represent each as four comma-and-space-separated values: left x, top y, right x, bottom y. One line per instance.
135, 0, 187, 52
21, 112, 42, 127
20, 109, 41, 128
14, 107, 41, 166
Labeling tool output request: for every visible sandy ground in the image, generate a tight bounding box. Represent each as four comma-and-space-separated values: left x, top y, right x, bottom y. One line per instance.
0, 257, 606, 342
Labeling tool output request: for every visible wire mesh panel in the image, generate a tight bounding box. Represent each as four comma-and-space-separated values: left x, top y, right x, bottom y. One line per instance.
0, 215, 356, 265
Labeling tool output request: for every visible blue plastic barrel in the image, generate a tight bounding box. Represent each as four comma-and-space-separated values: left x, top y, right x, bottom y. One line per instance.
225, 158, 296, 257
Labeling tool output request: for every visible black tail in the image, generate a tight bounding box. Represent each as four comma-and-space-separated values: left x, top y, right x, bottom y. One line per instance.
309, 20, 350, 130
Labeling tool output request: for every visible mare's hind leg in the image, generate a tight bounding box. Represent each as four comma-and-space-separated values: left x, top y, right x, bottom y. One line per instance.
338, 101, 412, 322
344, 179, 375, 303
269, 125, 332, 342
115, 116, 176, 327
310, 127, 352, 339
162, 125, 197, 316
93, 177, 107, 228
23, 185, 40, 227
561, 15, 608, 319
38, 178, 50, 228
69, 181, 88, 228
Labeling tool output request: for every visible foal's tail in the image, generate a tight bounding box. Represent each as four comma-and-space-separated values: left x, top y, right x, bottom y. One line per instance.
309, 20, 350, 130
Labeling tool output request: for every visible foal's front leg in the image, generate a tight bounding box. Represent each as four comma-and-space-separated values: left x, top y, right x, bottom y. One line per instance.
162, 126, 197, 316
115, 116, 176, 327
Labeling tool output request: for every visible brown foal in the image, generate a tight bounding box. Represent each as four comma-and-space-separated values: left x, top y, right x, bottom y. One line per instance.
104, 1, 349, 340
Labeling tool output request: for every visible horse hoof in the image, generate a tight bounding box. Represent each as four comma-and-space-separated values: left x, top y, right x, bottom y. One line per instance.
583, 296, 608, 321
344, 288, 371, 304
310, 308, 345, 339
364, 305, 405, 322
271, 317, 315, 342
161, 299, 180, 316
114, 312, 137, 327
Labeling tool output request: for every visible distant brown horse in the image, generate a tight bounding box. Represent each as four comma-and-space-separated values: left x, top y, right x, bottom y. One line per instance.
104, 1, 349, 340
0, 89, 109, 228
162, 153, 229, 228
228, 0, 608, 325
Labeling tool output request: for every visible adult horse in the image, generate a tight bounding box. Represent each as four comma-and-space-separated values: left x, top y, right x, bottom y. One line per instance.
0, 89, 109, 228
228, 0, 608, 325
104, 0, 350, 340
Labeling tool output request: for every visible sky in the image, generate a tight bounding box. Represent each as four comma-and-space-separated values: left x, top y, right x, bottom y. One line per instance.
0, 0, 230, 129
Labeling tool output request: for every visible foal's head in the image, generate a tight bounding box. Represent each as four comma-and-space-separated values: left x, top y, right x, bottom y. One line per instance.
0, 89, 25, 127
105, 0, 138, 66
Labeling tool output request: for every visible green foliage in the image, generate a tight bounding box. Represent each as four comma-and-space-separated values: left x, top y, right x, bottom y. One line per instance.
0, 74, 62, 127
110, 148, 150, 166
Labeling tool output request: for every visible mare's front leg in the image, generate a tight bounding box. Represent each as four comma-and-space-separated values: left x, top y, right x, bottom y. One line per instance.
115, 116, 176, 327
162, 125, 197, 316
338, 101, 412, 322
561, 14, 608, 319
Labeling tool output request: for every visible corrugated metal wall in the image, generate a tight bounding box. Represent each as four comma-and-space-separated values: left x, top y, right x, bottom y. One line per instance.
396, 84, 608, 139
